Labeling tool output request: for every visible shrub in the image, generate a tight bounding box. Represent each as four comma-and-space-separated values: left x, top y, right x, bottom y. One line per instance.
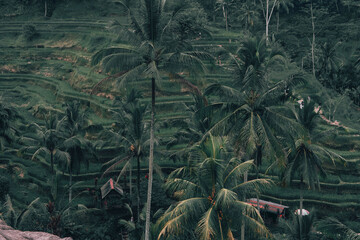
22, 24, 38, 41
0, 175, 10, 200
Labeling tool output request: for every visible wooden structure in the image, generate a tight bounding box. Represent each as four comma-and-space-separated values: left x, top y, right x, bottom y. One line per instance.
246, 198, 289, 219
100, 178, 124, 209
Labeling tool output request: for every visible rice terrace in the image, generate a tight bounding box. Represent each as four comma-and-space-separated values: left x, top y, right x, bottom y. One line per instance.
0, 0, 360, 239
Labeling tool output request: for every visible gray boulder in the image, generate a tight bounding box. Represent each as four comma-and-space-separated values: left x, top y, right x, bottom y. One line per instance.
0, 220, 72, 240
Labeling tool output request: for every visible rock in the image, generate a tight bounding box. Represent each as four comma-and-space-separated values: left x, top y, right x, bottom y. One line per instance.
0, 220, 72, 240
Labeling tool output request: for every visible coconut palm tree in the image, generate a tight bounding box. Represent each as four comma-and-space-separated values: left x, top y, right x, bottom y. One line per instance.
283, 98, 346, 240
156, 134, 272, 239
204, 37, 304, 171
284, 98, 346, 190
236, 0, 260, 31
0, 96, 20, 151
216, 0, 237, 32
275, 0, 294, 32
20, 115, 70, 175
91, 1, 212, 238
317, 41, 343, 88
277, 211, 316, 240
316, 217, 360, 240
165, 93, 223, 152
57, 101, 94, 203
100, 90, 148, 222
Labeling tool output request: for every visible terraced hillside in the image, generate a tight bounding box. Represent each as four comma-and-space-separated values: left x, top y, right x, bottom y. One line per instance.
1, 1, 360, 238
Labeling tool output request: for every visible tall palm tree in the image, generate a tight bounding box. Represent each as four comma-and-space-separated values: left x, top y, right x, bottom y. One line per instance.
20, 115, 70, 175
205, 37, 304, 170
278, 211, 316, 240
216, 0, 236, 32
284, 98, 346, 240
284, 98, 345, 191
275, 0, 294, 32
236, 0, 260, 30
101, 90, 148, 222
91, 1, 212, 238
0, 96, 20, 151
156, 135, 271, 239
317, 41, 343, 88
58, 101, 93, 203
165, 93, 223, 151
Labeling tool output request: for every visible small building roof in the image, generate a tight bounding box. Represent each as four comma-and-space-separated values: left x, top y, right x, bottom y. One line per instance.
246, 198, 289, 215
101, 178, 124, 199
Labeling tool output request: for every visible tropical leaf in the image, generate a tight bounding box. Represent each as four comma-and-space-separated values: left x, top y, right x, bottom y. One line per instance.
2, 195, 17, 227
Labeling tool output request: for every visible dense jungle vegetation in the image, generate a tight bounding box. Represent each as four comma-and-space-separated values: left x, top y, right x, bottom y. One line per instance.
0, 0, 360, 239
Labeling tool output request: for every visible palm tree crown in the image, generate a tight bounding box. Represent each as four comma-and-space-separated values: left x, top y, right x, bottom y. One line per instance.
156, 135, 271, 239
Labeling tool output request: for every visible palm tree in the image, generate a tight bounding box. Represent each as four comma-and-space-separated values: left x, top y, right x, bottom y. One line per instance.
316, 217, 360, 240
156, 135, 271, 239
221, 36, 289, 94
278, 211, 316, 240
165, 93, 223, 152
216, 0, 236, 32
100, 90, 148, 222
236, 0, 260, 31
91, 1, 212, 238
317, 41, 343, 88
284, 98, 346, 190
283, 98, 346, 240
58, 101, 93, 203
0, 96, 20, 151
275, 0, 294, 32
1, 195, 48, 231
205, 37, 304, 170
20, 115, 70, 175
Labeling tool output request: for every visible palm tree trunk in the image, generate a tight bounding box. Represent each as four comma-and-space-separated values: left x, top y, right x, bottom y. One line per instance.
137, 154, 141, 223
310, 1, 316, 78
44, 0, 47, 17
50, 151, 54, 174
299, 177, 303, 240
255, 146, 261, 211
129, 161, 132, 202
241, 171, 248, 240
266, 0, 269, 44
144, 77, 155, 240
69, 170, 72, 203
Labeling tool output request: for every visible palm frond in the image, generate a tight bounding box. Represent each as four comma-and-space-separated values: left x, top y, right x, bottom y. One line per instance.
101, 155, 132, 178
2, 195, 17, 227
214, 188, 238, 209
16, 197, 47, 230
165, 178, 201, 199
91, 47, 136, 66
224, 159, 254, 184
196, 206, 217, 240
157, 212, 187, 239
232, 179, 272, 194
31, 147, 49, 161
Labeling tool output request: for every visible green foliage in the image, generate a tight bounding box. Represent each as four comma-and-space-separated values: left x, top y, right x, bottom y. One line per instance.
1, 0, 360, 239
17, 197, 48, 231
316, 217, 360, 240
156, 135, 271, 239
0, 175, 10, 200
22, 24, 38, 41
1, 195, 17, 227
277, 211, 317, 240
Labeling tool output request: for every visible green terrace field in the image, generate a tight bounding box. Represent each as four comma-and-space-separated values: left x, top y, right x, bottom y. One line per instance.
1, 1, 360, 239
